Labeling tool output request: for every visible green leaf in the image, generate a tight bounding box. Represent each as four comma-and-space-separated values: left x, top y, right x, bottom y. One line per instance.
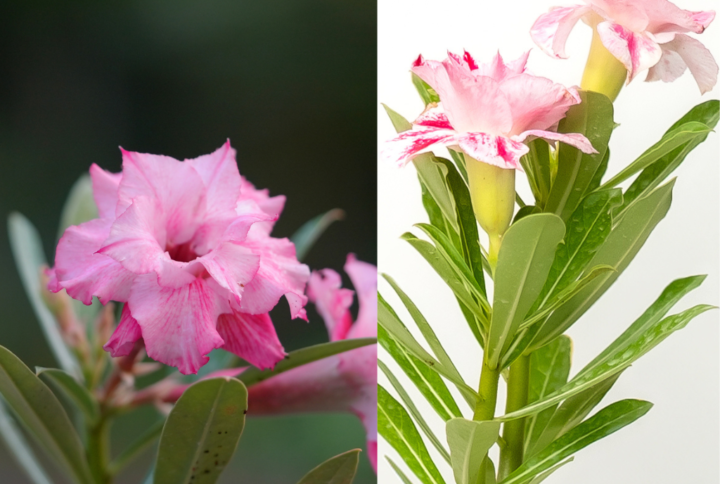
413, 156, 459, 233
36, 367, 99, 424
501, 304, 713, 421
291, 208, 345, 261
297, 449, 360, 484
154, 377, 247, 484
109, 419, 164, 475
519, 139, 552, 209
7, 213, 81, 378
529, 374, 621, 456
487, 214, 565, 369
57, 174, 99, 240
379, 324, 462, 422
600, 122, 712, 189
545, 91, 615, 221
0, 346, 92, 484
448, 149, 469, 184
378, 293, 478, 404
379, 359, 451, 463
524, 459, 573, 484
530, 181, 674, 350
378, 385, 446, 484
524, 337, 571, 457
381, 274, 468, 404
500, 400, 652, 484
0, 399, 53, 484
383, 104, 413, 133
386, 457, 416, 484
586, 148, 609, 193
412, 73, 440, 105
446, 418, 501, 484
238, 338, 376, 387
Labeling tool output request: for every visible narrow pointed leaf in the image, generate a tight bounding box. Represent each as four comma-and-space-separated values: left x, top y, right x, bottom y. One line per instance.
7, 213, 81, 378
500, 400, 652, 484
378, 385, 446, 484
154, 377, 247, 484
412, 73, 440, 105
109, 419, 164, 475
291, 209, 345, 261
0, 346, 92, 484
383, 104, 413, 133
36, 367, 99, 424
238, 338, 376, 387
446, 418, 501, 484
520, 139, 552, 208
386, 457, 416, 484
525, 458, 573, 484
0, 399, 53, 484
297, 449, 360, 484
487, 214, 565, 369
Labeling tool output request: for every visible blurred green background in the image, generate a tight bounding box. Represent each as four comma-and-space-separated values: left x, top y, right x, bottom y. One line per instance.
0, 0, 376, 482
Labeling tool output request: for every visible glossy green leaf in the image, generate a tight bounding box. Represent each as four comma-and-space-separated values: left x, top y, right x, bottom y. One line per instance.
381, 274, 467, 403
239, 338, 376, 387
530, 181, 674, 350
446, 418, 501, 484
378, 294, 478, 404
36, 367, 98, 424
7, 213, 81, 378
501, 304, 712, 421
500, 400, 652, 484
529, 374, 621, 457
412, 73, 440, 105
154, 377, 247, 484
487, 214, 565, 369
109, 419, 164, 475
379, 359, 451, 463
586, 147, 609, 193
379, 385, 446, 484
297, 449, 360, 484
600, 122, 711, 189
386, 457, 415, 484
0, 399, 53, 484
448, 149, 469, 184
291, 208, 345, 261
413, 156, 458, 233
524, 337, 571, 456
525, 459, 573, 484
519, 139, 552, 208
0, 346, 92, 484
545, 91, 614, 220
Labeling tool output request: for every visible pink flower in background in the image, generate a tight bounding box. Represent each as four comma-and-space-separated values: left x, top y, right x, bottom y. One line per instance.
246, 255, 378, 471
382, 50, 596, 170
531, 0, 717, 92
49, 141, 309, 375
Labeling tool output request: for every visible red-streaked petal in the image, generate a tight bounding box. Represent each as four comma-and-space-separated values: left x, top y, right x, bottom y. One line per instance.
530, 5, 591, 59
381, 127, 458, 167
104, 305, 142, 357
307, 268, 355, 341
128, 275, 226, 375
597, 21, 662, 83
414, 103, 453, 129
514, 130, 597, 154
647, 33, 718, 94
456, 133, 529, 170
344, 254, 377, 340
90, 164, 121, 220
52, 218, 135, 304
217, 311, 285, 370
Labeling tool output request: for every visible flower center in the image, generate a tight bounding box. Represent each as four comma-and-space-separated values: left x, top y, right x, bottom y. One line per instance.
167, 242, 198, 263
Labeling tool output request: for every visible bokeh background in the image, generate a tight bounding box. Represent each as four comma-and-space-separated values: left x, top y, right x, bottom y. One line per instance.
0, 1, 376, 483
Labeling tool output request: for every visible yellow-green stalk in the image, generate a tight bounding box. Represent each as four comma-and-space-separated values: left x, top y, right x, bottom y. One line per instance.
465, 156, 515, 269
581, 21, 628, 101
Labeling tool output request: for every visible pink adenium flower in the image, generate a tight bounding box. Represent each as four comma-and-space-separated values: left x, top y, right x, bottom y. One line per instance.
382, 50, 596, 170
245, 255, 378, 471
531, 0, 717, 93
49, 142, 309, 375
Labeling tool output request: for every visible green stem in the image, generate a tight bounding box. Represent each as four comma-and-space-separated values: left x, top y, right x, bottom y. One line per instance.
498, 355, 530, 480
87, 414, 112, 484
473, 360, 500, 421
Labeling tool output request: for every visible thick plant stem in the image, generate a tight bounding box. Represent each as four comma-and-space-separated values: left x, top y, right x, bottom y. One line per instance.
87, 415, 112, 484
498, 355, 530, 480
473, 360, 500, 421
581, 23, 627, 102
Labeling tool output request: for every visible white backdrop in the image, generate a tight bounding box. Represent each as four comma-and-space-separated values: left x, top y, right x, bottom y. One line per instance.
377, 1, 719, 483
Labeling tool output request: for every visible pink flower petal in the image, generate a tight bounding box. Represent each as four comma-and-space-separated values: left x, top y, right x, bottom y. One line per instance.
530, 5, 591, 59
381, 127, 458, 167
104, 305, 142, 357
514, 130, 597, 154
414, 103, 453, 130
307, 269, 355, 341
344, 254, 377, 340
216, 311, 285, 369
640, 0, 715, 35
185, 140, 242, 219
597, 21, 662, 83
239, 177, 286, 235
129, 275, 226, 375
591, 0, 650, 31
456, 133, 529, 170
52, 218, 136, 304
198, 241, 260, 304
90, 164, 121, 220
648, 33, 718, 94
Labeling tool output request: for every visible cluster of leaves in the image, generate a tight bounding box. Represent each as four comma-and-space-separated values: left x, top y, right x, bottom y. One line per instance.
378, 78, 718, 484
2, 180, 373, 484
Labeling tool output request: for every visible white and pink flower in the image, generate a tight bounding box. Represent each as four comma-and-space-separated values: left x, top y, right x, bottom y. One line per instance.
49, 141, 309, 375
382, 50, 596, 170
531, 0, 717, 93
